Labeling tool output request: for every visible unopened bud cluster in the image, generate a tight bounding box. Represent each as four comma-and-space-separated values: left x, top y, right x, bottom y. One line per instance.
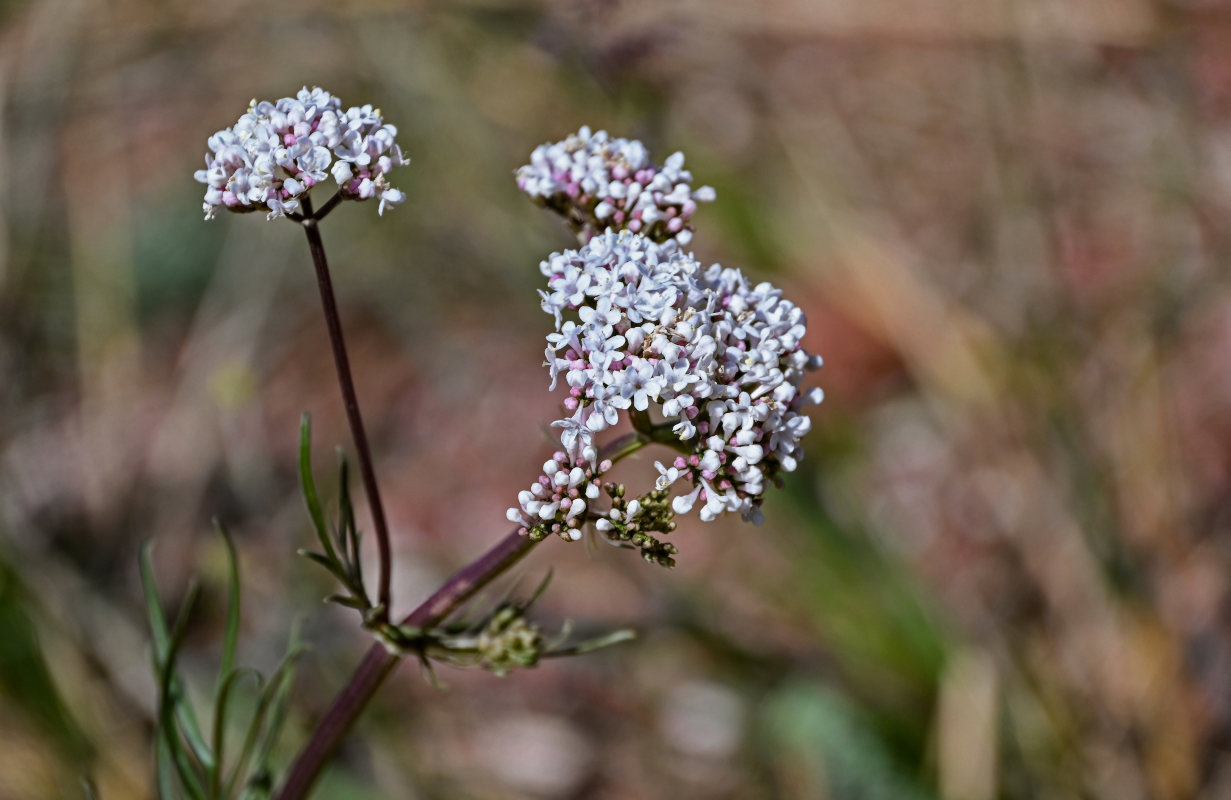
475, 606, 545, 676
195, 86, 407, 220
595, 483, 680, 568
516, 126, 715, 246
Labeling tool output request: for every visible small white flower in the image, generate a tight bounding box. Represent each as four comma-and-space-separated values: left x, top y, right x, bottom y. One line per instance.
672, 484, 702, 515
654, 461, 682, 490
377, 187, 405, 216
551, 417, 593, 460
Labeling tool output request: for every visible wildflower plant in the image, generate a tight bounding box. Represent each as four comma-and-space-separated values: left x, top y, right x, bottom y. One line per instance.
146, 88, 822, 799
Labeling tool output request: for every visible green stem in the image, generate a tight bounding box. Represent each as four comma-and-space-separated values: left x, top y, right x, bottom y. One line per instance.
630, 409, 690, 452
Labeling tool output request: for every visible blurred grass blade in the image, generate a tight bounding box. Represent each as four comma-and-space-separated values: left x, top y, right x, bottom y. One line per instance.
225, 628, 308, 800
0, 556, 93, 760
762, 682, 932, 800
140, 542, 171, 661
525, 568, 554, 608
156, 581, 208, 800
211, 667, 262, 798
215, 521, 241, 689
250, 645, 307, 788
141, 545, 215, 780
156, 735, 177, 800
544, 628, 636, 658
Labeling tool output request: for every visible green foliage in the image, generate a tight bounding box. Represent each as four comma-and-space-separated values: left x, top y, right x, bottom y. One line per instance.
408, 571, 636, 678
0, 555, 93, 763
762, 682, 936, 800
141, 526, 304, 800
296, 414, 375, 624
132, 199, 223, 322
296, 414, 634, 678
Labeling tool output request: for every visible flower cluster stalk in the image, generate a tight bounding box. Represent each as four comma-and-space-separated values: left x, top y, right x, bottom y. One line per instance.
300, 193, 393, 620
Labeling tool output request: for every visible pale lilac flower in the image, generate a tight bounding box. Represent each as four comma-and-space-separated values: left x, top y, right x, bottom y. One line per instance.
654, 461, 682, 491
516, 127, 716, 245
526, 228, 822, 531
514, 133, 821, 547
195, 87, 409, 221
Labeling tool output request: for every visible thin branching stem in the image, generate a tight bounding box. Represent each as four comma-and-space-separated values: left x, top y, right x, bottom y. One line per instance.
311, 191, 344, 221
274, 430, 648, 800
298, 193, 394, 622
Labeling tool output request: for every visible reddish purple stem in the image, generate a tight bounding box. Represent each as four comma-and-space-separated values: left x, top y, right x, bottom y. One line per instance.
274, 529, 534, 800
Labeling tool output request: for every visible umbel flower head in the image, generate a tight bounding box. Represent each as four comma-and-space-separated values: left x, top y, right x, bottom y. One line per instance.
508, 229, 823, 543
194, 87, 408, 221
516, 127, 715, 246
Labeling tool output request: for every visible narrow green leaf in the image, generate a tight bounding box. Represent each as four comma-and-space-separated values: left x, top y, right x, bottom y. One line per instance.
215, 521, 241, 693
238, 770, 273, 800
349, 552, 369, 608
166, 585, 215, 786
140, 542, 170, 661
157, 582, 208, 800
298, 413, 338, 563
155, 735, 178, 800
225, 639, 307, 799
296, 550, 351, 584
545, 618, 574, 650
337, 459, 357, 564
544, 628, 637, 658
170, 688, 215, 779
525, 569, 554, 609
337, 458, 371, 607
210, 521, 248, 800
440, 588, 496, 633
211, 667, 262, 798
327, 594, 368, 610
252, 619, 306, 791
249, 647, 306, 788
174, 694, 215, 780
141, 544, 214, 778
391, 624, 423, 641
419, 653, 446, 691
336, 455, 353, 547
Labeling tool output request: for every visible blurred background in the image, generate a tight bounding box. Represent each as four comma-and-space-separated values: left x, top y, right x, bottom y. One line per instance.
2, 0, 1230, 797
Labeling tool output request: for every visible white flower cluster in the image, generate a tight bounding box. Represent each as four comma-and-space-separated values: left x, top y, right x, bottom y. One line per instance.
516, 127, 715, 246
505, 438, 614, 542
194, 87, 407, 221
508, 228, 822, 536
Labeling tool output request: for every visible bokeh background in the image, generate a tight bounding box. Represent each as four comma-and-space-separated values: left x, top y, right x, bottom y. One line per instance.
3, 0, 1231, 797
